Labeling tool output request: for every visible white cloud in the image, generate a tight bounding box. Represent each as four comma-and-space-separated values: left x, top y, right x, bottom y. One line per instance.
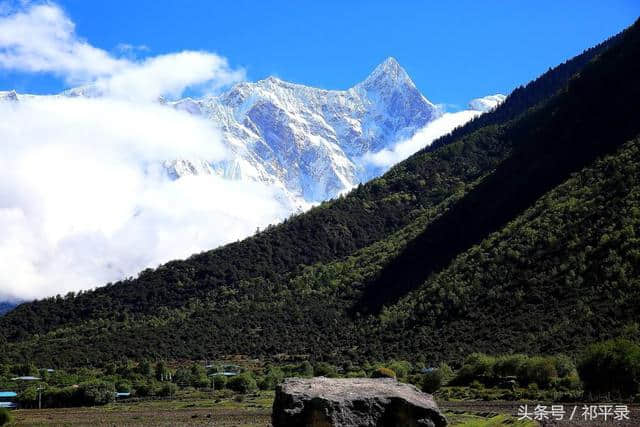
0, 3, 245, 99
0, 3, 127, 82
96, 51, 244, 101
0, 96, 291, 301
116, 43, 149, 53
362, 110, 482, 170
0, 3, 287, 301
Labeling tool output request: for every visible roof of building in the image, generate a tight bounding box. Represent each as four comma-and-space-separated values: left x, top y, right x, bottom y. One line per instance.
0, 391, 17, 398
11, 376, 41, 381
210, 371, 238, 376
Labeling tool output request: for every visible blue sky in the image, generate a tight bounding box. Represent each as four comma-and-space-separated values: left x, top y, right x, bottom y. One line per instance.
1, 0, 638, 107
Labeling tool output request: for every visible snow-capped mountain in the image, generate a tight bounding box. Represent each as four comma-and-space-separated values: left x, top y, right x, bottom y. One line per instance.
166, 57, 440, 203
1, 58, 504, 207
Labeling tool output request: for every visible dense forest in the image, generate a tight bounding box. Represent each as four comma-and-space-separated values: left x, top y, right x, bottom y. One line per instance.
0, 303, 14, 316
1, 19, 639, 367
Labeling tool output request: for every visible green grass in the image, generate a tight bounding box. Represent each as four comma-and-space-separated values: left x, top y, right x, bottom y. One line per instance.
446, 412, 538, 427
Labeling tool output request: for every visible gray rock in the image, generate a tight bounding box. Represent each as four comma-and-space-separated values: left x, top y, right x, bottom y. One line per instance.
272, 377, 447, 427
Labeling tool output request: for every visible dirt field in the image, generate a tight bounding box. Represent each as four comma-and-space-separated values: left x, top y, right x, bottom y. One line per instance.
11, 406, 270, 426
10, 396, 638, 426
10, 392, 273, 426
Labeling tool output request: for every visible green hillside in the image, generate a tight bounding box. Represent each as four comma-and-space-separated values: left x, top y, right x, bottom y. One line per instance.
375, 135, 640, 360
1, 20, 639, 367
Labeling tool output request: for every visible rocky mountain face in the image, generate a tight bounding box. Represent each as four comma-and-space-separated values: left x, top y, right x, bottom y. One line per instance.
166, 58, 506, 205
166, 57, 441, 204
1, 58, 502, 207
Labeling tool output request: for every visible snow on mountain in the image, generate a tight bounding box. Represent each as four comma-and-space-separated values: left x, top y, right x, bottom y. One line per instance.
1, 59, 504, 208
468, 94, 506, 112
166, 57, 440, 203
0, 90, 18, 102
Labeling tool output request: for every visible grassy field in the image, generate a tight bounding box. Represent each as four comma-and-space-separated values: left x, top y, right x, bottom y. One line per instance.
9, 390, 273, 426
8, 389, 640, 426
6, 390, 541, 426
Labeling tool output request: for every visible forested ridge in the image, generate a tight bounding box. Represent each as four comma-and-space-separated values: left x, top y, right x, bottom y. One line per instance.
1, 19, 639, 367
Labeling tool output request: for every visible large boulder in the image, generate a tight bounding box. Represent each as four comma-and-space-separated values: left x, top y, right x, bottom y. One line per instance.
272, 377, 447, 427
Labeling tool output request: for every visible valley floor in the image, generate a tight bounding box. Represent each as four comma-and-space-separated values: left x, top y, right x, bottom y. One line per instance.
9, 391, 273, 426
12, 391, 636, 426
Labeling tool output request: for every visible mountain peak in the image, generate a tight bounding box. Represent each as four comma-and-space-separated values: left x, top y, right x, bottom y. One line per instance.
358, 57, 414, 90
377, 57, 403, 73
263, 76, 283, 84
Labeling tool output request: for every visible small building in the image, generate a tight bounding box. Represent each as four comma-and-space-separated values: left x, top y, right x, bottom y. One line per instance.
0, 391, 18, 409
115, 392, 131, 399
11, 376, 41, 381
208, 364, 240, 377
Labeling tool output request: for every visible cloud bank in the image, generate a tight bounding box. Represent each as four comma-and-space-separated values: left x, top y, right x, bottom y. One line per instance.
362, 110, 482, 170
0, 96, 291, 301
0, 3, 289, 301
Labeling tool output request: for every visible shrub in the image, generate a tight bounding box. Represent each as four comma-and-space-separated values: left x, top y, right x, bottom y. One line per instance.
553, 354, 576, 378
133, 380, 155, 397
422, 370, 443, 393
313, 362, 338, 378
227, 373, 257, 394
115, 380, 132, 393
17, 385, 38, 408
136, 360, 152, 377
371, 367, 396, 379
258, 367, 284, 390
470, 380, 484, 390
173, 367, 192, 386
183, 364, 209, 388
77, 381, 115, 406
0, 408, 12, 426
454, 353, 495, 385
437, 362, 454, 384
213, 375, 227, 390
346, 370, 367, 378
47, 386, 76, 407
299, 361, 314, 378
192, 375, 210, 389
493, 354, 527, 378
578, 338, 640, 397
157, 382, 178, 397
387, 361, 411, 380
522, 357, 557, 388
558, 372, 581, 390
